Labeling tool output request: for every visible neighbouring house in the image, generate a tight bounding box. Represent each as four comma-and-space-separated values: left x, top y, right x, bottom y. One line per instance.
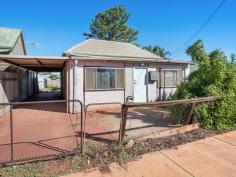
0, 27, 192, 106
0, 27, 35, 102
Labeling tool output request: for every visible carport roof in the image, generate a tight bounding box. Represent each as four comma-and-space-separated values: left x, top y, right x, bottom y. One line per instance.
0, 55, 68, 71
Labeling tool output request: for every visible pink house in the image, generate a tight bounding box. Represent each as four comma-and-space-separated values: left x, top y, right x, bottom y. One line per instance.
63, 39, 191, 105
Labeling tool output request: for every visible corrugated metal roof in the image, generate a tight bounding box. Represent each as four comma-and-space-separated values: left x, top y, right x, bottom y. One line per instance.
64, 39, 163, 60
0, 27, 21, 53
0, 48, 11, 53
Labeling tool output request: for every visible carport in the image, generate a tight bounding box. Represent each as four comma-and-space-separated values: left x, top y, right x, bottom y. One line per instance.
0, 55, 69, 101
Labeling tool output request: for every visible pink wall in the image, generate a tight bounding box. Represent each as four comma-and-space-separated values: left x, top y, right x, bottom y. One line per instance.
74, 60, 125, 105
85, 90, 124, 105
71, 59, 190, 105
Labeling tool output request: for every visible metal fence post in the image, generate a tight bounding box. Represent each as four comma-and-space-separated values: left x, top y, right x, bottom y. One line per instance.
80, 101, 84, 154
185, 103, 196, 125
10, 104, 14, 163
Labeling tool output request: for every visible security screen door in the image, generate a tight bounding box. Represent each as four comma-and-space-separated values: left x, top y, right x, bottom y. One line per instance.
133, 68, 147, 102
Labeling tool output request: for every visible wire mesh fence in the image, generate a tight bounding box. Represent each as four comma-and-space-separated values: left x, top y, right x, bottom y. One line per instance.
0, 104, 11, 164
0, 100, 83, 166
84, 103, 122, 146
119, 96, 221, 142
0, 96, 221, 166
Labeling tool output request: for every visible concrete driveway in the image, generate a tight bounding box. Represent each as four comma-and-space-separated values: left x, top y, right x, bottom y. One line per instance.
63, 130, 236, 177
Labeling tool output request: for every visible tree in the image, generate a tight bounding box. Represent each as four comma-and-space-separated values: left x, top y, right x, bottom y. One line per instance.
49, 73, 59, 80
230, 53, 236, 64
172, 40, 236, 130
83, 5, 138, 43
143, 45, 171, 59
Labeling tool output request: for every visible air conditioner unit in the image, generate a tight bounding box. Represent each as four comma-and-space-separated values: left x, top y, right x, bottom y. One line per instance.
149, 71, 159, 81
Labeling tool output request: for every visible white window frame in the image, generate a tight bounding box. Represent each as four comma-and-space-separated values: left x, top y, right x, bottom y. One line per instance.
158, 68, 183, 88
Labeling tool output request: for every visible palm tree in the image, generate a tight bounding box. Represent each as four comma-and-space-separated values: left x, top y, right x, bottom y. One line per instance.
143, 45, 171, 59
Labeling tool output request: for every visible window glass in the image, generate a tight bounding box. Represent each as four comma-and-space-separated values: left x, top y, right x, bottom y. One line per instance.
96, 68, 115, 89
164, 71, 177, 87
116, 69, 124, 88
158, 69, 183, 88
85, 67, 124, 90
85, 68, 96, 89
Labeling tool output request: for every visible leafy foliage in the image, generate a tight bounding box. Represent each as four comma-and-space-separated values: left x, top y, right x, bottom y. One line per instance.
49, 73, 59, 80
84, 5, 138, 43
172, 40, 236, 130
143, 45, 171, 59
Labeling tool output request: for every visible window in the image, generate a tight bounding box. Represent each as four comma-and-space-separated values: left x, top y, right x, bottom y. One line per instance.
85, 67, 125, 90
159, 69, 183, 88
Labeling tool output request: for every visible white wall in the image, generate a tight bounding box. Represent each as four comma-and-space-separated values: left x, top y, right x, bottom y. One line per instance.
124, 63, 133, 101
148, 64, 157, 102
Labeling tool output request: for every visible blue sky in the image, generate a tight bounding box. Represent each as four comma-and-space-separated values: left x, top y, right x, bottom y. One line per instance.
1, 0, 235, 60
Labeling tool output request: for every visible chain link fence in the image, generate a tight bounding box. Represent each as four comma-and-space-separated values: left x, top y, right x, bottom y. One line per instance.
0, 96, 221, 166
84, 103, 122, 146
0, 104, 11, 164
0, 100, 83, 165
119, 97, 221, 142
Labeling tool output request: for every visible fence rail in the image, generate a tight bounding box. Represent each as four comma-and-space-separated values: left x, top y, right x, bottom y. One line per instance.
119, 96, 221, 143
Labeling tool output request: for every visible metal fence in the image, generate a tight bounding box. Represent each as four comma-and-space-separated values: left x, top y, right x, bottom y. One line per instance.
84, 103, 122, 145
119, 96, 221, 143
0, 96, 221, 166
0, 100, 83, 165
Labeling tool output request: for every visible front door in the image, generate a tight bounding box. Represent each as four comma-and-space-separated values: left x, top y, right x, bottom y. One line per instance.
133, 68, 147, 102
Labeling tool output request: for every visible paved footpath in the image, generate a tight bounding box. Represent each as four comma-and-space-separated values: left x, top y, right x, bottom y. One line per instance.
63, 131, 236, 177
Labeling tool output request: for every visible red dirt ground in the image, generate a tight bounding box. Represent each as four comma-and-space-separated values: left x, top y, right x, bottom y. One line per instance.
0, 103, 176, 165
0, 103, 117, 165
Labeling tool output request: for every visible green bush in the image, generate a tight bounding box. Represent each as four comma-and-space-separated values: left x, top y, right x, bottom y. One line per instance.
171, 40, 236, 130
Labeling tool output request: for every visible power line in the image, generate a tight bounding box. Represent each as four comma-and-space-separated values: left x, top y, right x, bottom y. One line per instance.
172, 0, 227, 57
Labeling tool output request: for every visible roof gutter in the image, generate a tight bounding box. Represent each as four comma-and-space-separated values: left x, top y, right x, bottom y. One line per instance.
70, 55, 193, 65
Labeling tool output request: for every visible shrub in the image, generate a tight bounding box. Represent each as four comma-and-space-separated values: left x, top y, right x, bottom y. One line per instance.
171, 40, 236, 130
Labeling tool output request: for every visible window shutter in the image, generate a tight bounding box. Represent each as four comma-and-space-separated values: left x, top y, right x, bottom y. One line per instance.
85, 68, 96, 89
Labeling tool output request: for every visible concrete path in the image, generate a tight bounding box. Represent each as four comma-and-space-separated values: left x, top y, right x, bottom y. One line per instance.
63, 131, 236, 177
